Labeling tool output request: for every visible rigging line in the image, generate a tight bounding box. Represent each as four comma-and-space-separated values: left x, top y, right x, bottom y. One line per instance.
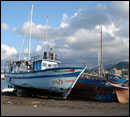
19, 6, 31, 61
28, 4, 33, 61
19, 31, 27, 61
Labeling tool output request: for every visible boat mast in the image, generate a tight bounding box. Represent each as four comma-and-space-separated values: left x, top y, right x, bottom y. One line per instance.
98, 51, 100, 76
100, 26, 103, 76
45, 16, 48, 51
28, 4, 33, 61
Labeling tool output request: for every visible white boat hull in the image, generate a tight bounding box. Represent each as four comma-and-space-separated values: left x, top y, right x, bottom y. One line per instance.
4, 67, 86, 98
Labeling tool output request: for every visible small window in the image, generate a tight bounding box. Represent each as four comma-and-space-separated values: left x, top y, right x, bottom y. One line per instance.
43, 63, 47, 67
48, 64, 51, 67
52, 64, 58, 68
114, 76, 120, 79
53, 64, 56, 67
122, 80, 129, 87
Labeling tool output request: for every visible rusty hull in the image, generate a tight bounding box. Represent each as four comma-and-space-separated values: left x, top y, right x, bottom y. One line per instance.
114, 87, 129, 103
69, 82, 117, 101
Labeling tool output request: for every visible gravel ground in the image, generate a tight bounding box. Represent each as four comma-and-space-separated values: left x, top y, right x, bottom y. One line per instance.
1, 92, 129, 116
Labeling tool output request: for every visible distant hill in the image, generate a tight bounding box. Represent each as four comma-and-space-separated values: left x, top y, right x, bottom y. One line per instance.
92, 61, 129, 70
110, 61, 129, 70
103, 64, 115, 70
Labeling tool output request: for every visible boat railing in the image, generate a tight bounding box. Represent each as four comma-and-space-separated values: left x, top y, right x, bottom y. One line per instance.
58, 63, 86, 68
4, 60, 33, 73
81, 73, 106, 80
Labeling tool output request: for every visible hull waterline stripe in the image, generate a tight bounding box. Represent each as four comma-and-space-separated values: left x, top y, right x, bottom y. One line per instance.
8, 72, 81, 79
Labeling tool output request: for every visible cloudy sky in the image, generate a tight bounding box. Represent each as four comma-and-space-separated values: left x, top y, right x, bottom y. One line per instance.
1, 1, 129, 70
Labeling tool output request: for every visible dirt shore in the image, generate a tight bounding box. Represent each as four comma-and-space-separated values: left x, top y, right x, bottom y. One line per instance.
1, 92, 129, 116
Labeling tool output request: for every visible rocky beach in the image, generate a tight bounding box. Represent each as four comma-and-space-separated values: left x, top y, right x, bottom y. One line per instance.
1, 91, 129, 116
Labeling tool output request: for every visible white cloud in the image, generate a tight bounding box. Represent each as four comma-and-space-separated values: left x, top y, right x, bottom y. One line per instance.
1, 23, 9, 30
110, 1, 129, 19
96, 23, 120, 37
1, 44, 17, 60
60, 22, 69, 28
54, 25, 129, 67
10, 1, 129, 68
35, 45, 42, 52
60, 13, 69, 28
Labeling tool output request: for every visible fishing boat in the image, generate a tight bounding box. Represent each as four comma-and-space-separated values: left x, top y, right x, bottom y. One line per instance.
110, 80, 129, 103
70, 27, 127, 101
70, 73, 126, 101
4, 4, 86, 99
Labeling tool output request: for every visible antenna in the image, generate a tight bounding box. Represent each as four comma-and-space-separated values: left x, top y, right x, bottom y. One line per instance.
28, 4, 33, 61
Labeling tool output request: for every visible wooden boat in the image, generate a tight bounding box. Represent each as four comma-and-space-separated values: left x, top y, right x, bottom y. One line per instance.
70, 27, 127, 101
110, 80, 129, 103
70, 73, 126, 101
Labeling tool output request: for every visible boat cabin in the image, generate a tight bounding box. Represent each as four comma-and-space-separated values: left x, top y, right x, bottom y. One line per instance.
32, 60, 59, 71
5, 52, 60, 73
32, 52, 60, 71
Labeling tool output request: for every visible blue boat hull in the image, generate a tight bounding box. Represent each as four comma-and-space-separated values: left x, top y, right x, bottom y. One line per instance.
70, 74, 126, 101
70, 79, 117, 101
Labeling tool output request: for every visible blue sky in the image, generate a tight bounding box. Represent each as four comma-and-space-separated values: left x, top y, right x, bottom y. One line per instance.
1, 1, 110, 51
1, 1, 129, 69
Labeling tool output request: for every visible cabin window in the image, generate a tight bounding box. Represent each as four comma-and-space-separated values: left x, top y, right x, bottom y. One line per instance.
48, 64, 52, 67
33, 61, 42, 71
122, 80, 129, 87
43, 63, 47, 67
114, 76, 120, 79
53, 64, 57, 68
